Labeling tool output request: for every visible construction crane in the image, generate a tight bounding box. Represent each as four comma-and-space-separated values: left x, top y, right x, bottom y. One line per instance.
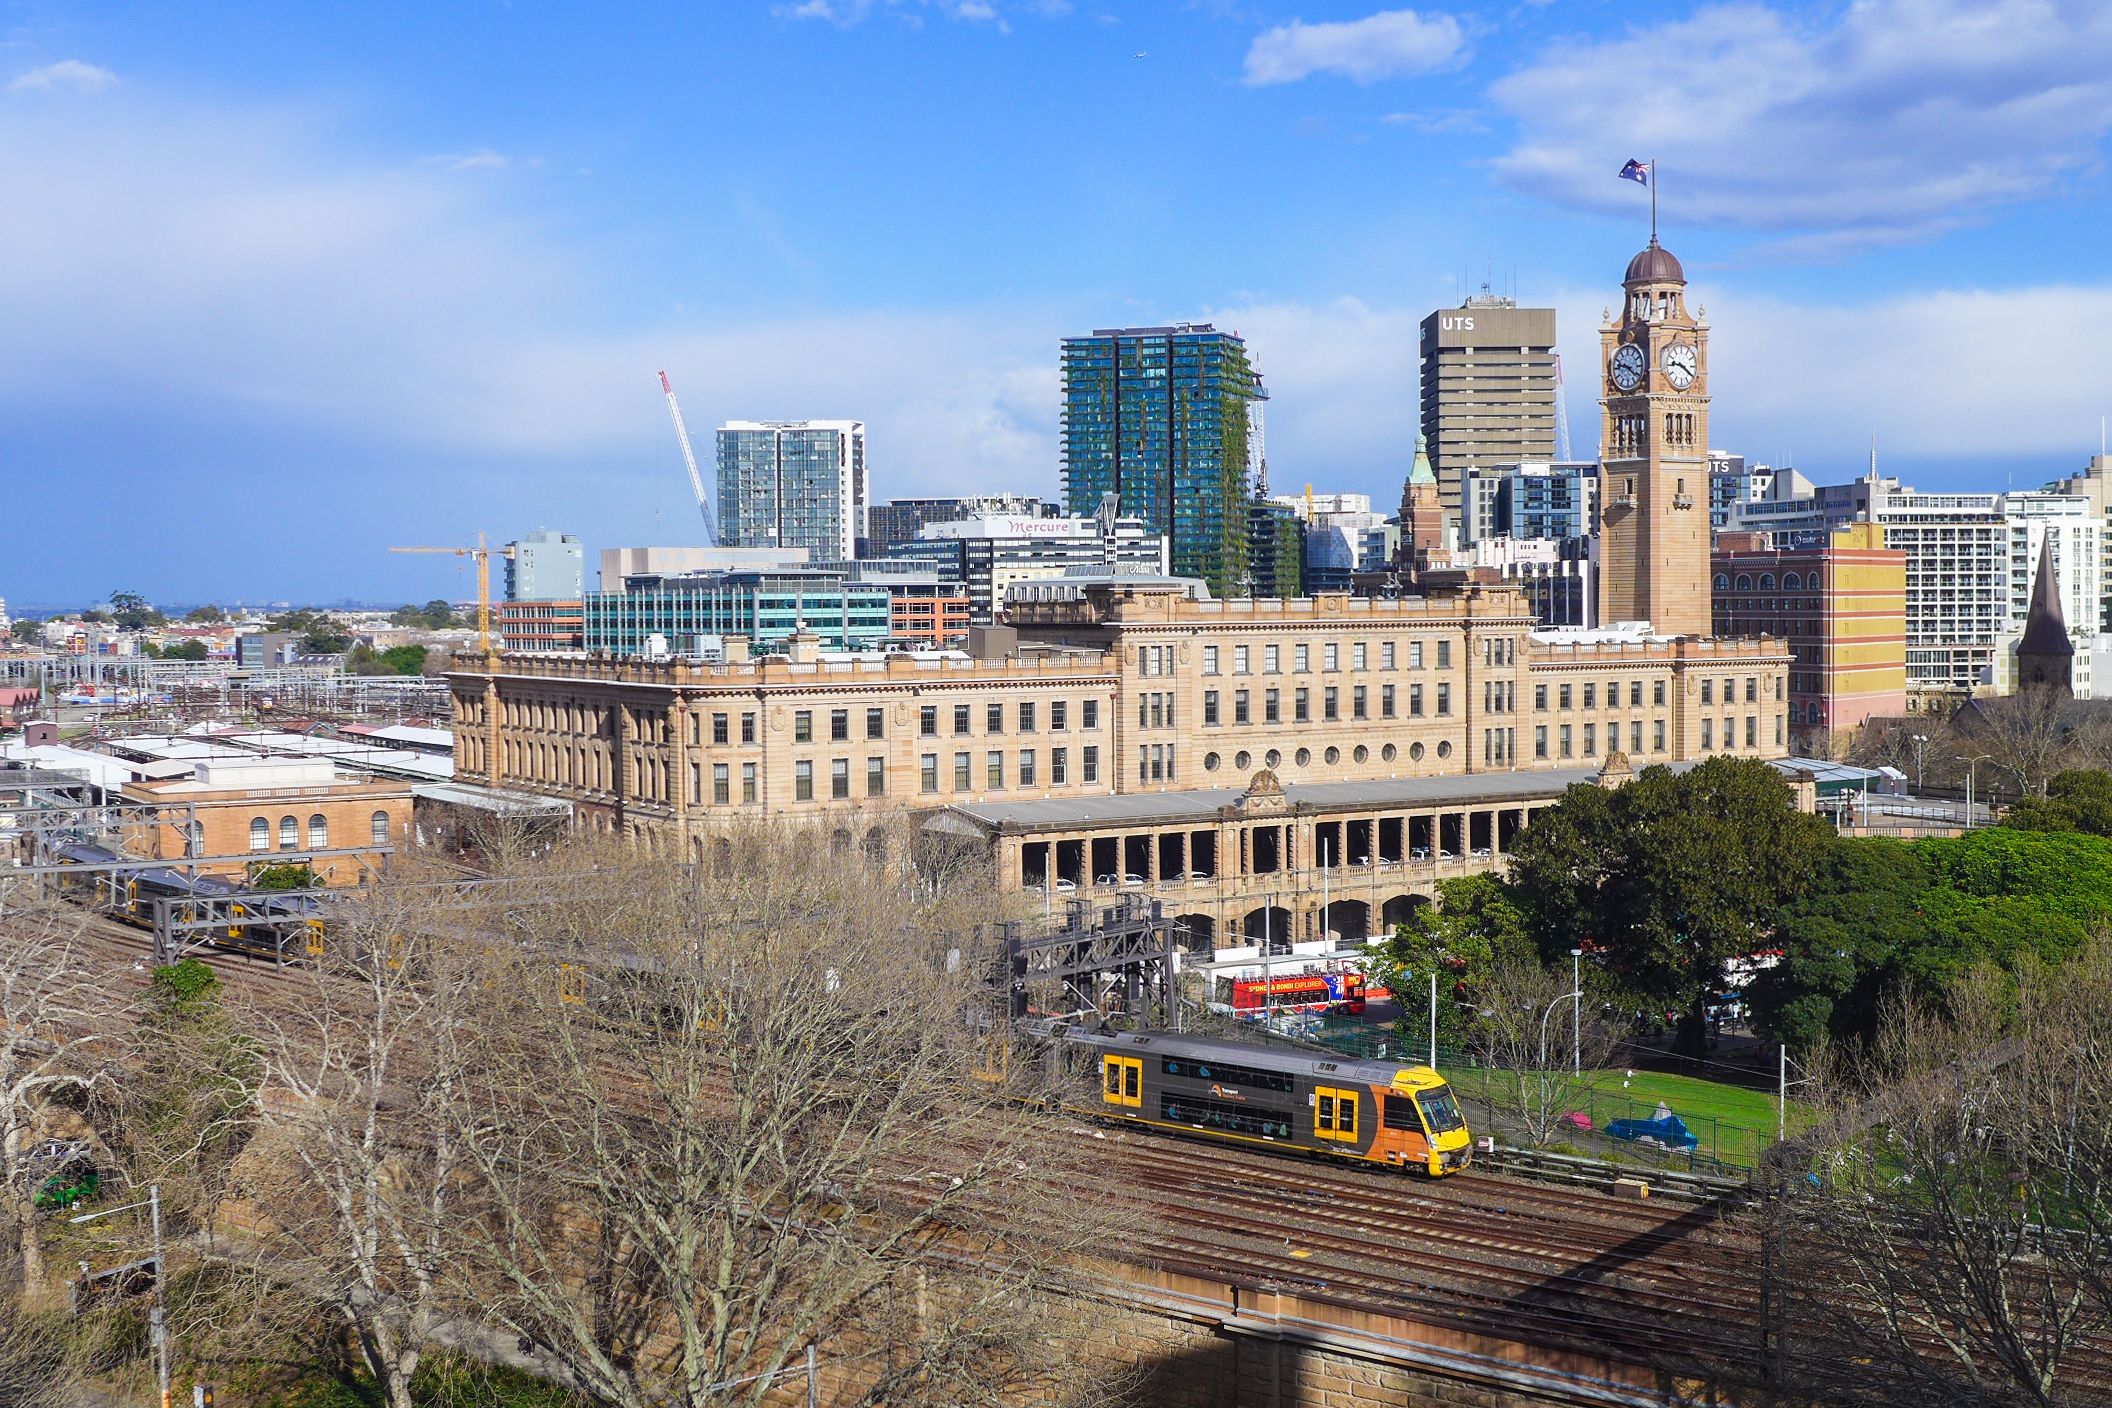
659, 371, 718, 546
1553, 352, 1574, 463
389, 533, 514, 656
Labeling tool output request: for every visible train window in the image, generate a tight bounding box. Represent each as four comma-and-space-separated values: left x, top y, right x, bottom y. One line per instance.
279, 816, 298, 850
1159, 1092, 1292, 1141
1313, 1085, 1359, 1141
250, 818, 270, 852
1416, 1087, 1466, 1133
1158, 1057, 1295, 1094
308, 815, 328, 849
1383, 1093, 1425, 1133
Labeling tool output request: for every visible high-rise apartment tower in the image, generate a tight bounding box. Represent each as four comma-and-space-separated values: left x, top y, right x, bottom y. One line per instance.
716, 421, 868, 563
1597, 242, 1711, 636
1060, 324, 1264, 598
1417, 297, 1558, 518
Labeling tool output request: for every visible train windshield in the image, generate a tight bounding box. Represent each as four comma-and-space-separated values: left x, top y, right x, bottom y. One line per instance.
1416, 1086, 1465, 1133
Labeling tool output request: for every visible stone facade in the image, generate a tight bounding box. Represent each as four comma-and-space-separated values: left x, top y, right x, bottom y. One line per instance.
1597, 241, 1712, 638
448, 582, 1790, 860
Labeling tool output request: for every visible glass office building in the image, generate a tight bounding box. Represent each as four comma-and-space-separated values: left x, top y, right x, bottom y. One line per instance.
716, 421, 867, 563
1060, 325, 1264, 597
585, 571, 893, 656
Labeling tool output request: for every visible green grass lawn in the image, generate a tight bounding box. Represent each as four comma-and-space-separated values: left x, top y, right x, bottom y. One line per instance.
1439, 1063, 1818, 1166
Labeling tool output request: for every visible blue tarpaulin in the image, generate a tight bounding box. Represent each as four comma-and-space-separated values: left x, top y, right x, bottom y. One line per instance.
1605, 1112, 1698, 1152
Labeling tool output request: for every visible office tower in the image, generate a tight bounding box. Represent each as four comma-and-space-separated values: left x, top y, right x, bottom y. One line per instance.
1418, 297, 1558, 518
866, 496, 1059, 553
503, 530, 584, 602
887, 510, 1166, 623
1714, 523, 1906, 749
1597, 240, 1711, 636
1723, 471, 2102, 694
716, 421, 867, 562
2040, 452, 2112, 631
1247, 499, 1303, 599
1060, 324, 1265, 597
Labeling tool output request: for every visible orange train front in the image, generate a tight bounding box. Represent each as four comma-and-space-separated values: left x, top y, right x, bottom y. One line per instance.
1066, 1028, 1472, 1176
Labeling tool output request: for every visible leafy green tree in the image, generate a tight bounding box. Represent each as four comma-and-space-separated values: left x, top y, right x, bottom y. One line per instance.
1506, 757, 1832, 1055
6, 621, 34, 643
1751, 828, 2112, 1052
252, 863, 317, 891
153, 639, 209, 662
2003, 768, 2112, 836
107, 590, 163, 630
1375, 875, 1535, 1050
183, 604, 224, 623
378, 644, 427, 675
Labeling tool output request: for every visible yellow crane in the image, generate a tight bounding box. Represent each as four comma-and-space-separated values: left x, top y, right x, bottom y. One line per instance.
389, 533, 514, 656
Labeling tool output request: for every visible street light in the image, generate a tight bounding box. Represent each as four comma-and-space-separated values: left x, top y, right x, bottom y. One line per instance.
1539, 984, 1584, 1072
1911, 734, 1929, 792
73, 1185, 168, 1408
1570, 948, 1583, 1076
1958, 753, 1994, 829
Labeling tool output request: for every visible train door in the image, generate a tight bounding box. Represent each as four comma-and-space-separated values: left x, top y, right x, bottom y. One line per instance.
1313, 1085, 1360, 1143
124, 880, 139, 920
304, 919, 326, 959
1102, 1054, 1142, 1109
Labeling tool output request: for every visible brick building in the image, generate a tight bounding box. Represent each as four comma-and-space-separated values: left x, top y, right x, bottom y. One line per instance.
1713, 522, 1906, 752
121, 756, 412, 884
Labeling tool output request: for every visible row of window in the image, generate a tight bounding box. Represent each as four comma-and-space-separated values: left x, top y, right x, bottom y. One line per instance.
1528, 714, 1780, 758
699, 747, 1110, 804
1189, 639, 1459, 677
1199, 741, 1426, 772
1199, 682, 1437, 725
247, 812, 393, 852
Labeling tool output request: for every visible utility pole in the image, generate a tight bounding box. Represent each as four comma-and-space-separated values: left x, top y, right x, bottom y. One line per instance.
1571, 948, 1583, 1076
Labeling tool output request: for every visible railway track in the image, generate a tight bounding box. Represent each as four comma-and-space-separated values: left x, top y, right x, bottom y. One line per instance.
1086, 1122, 1764, 1373
68, 910, 307, 998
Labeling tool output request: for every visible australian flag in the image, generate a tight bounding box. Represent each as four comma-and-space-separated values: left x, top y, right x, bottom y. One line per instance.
1619, 159, 1651, 186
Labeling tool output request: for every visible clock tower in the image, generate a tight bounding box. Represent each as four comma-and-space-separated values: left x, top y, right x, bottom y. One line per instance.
1598, 238, 1711, 636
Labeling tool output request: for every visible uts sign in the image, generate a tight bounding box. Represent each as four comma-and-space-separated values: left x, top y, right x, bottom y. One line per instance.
1419, 304, 1556, 350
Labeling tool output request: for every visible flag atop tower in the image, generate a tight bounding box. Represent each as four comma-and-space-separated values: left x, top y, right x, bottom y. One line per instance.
1619, 159, 1651, 186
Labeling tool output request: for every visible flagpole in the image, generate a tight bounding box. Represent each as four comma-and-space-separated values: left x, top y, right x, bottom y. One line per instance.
1651, 158, 1658, 241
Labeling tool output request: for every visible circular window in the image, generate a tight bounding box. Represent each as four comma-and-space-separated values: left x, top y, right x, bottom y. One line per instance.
1353, 744, 1369, 763
1380, 743, 1395, 762
1234, 750, 1252, 770
1408, 742, 1424, 761
1437, 740, 1453, 759
1295, 748, 1312, 767
1324, 746, 1340, 765
1203, 751, 1221, 771
1265, 749, 1282, 769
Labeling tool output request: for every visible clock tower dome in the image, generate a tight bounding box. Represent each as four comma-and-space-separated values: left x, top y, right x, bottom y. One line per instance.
1598, 238, 1710, 636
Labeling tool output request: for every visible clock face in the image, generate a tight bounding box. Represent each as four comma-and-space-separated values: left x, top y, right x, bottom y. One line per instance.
1609, 342, 1646, 391
1662, 343, 1699, 390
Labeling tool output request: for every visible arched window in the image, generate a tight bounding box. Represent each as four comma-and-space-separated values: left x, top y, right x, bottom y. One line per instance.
1759, 573, 1775, 590
371, 811, 391, 846
308, 814, 328, 849
279, 816, 299, 850
188, 821, 206, 859
1714, 573, 1731, 591
249, 817, 269, 852
1735, 574, 1753, 591
1783, 572, 1801, 590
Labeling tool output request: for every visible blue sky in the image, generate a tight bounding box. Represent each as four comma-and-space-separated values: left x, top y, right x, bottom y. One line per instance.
5, 0, 2112, 606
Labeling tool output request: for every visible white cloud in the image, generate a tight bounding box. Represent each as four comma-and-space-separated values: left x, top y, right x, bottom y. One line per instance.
423, 149, 509, 171
1490, 0, 2112, 239
10, 60, 118, 95
1244, 9, 1466, 86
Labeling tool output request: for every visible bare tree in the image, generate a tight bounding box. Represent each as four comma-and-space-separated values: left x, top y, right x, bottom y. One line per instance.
1462, 958, 1625, 1149
0, 882, 121, 1309
1959, 687, 2081, 800
1768, 955, 2112, 1407
449, 824, 1131, 1408
231, 885, 479, 1408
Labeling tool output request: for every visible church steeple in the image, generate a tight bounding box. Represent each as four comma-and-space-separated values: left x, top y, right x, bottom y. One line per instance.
2016, 535, 2074, 696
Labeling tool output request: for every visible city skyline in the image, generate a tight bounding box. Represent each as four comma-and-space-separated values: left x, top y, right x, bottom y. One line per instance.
5, 1, 2112, 602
